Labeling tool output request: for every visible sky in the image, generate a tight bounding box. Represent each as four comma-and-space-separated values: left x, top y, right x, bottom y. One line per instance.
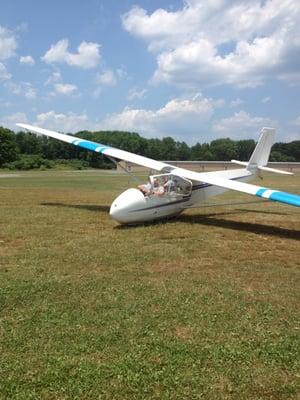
0, 0, 300, 144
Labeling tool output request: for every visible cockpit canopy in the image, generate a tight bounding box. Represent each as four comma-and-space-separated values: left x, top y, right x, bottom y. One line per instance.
148, 173, 192, 197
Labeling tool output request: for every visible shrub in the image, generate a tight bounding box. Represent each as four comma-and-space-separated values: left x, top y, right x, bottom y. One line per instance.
3, 155, 54, 170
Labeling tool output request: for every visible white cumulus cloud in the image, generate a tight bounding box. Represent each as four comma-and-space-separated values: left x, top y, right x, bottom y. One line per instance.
212, 110, 277, 138
122, 0, 300, 88
42, 39, 101, 69
128, 88, 147, 101
102, 94, 216, 141
6, 81, 37, 99
35, 110, 89, 132
96, 69, 117, 86
20, 55, 35, 65
0, 26, 17, 60
0, 62, 11, 81
54, 83, 78, 95
230, 98, 244, 108
44, 71, 79, 97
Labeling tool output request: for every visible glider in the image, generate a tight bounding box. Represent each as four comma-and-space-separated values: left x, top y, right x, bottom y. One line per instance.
16, 123, 300, 224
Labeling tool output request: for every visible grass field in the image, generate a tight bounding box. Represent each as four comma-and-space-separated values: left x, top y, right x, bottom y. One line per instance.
0, 169, 299, 399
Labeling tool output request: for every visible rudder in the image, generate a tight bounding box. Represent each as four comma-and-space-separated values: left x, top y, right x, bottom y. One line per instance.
248, 127, 275, 169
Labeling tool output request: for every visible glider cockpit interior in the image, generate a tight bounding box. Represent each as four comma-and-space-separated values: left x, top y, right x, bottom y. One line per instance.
140, 174, 193, 199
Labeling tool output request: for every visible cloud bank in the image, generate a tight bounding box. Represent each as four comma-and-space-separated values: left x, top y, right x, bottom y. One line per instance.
123, 0, 300, 88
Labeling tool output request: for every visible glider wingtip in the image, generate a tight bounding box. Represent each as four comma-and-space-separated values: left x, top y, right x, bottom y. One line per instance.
16, 122, 29, 129
256, 188, 300, 207
270, 191, 300, 207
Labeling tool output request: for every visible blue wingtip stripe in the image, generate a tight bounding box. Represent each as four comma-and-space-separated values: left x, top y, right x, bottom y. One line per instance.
256, 188, 300, 207
269, 191, 300, 207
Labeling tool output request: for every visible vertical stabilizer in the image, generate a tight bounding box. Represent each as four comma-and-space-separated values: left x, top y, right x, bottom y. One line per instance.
231, 127, 293, 174
248, 127, 275, 168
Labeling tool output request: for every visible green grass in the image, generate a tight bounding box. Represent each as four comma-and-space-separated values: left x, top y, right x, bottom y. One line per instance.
0, 170, 299, 399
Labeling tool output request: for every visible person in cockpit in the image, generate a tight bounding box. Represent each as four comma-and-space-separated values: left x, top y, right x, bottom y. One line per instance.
152, 178, 165, 197
163, 176, 175, 194
138, 180, 152, 196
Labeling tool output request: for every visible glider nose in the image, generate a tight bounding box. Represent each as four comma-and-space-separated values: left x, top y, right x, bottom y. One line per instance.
109, 188, 146, 224
109, 192, 133, 224
109, 201, 124, 222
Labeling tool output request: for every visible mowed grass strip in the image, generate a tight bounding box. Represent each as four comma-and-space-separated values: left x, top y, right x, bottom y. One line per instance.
0, 170, 299, 399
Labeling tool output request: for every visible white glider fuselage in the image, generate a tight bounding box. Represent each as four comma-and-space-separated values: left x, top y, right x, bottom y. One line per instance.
110, 168, 253, 224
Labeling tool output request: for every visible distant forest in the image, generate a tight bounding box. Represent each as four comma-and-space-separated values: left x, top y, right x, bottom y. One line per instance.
0, 126, 299, 170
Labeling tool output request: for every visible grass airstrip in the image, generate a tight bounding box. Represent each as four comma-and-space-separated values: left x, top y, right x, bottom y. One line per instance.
0, 169, 299, 399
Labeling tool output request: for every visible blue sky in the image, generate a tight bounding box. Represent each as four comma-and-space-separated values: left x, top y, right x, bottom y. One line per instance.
0, 0, 299, 144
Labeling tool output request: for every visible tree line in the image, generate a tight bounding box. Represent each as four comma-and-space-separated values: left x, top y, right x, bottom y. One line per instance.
0, 126, 299, 170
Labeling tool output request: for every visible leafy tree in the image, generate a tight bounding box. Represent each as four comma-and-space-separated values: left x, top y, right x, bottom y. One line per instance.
15, 131, 41, 154
3, 155, 53, 170
286, 141, 300, 161
236, 139, 256, 161
176, 142, 190, 160
0, 128, 19, 166
201, 144, 214, 161
190, 143, 203, 160
271, 141, 299, 162
146, 138, 163, 159
160, 137, 177, 160
210, 138, 238, 161
269, 151, 294, 162
191, 142, 214, 160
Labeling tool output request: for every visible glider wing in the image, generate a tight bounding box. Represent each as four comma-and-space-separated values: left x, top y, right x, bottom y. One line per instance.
16, 123, 172, 172
172, 168, 300, 207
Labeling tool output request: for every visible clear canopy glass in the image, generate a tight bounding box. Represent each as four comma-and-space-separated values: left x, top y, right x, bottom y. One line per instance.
139, 174, 192, 198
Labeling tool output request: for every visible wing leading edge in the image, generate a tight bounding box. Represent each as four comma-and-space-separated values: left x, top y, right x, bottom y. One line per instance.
16, 123, 171, 172
16, 123, 300, 208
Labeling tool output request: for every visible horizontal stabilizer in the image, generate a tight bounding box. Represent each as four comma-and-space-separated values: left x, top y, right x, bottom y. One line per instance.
231, 160, 293, 175
231, 160, 248, 167
258, 166, 294, 175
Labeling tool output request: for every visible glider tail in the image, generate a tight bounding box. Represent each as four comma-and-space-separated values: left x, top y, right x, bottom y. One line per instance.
248, 127, 275, 169
231, 127, 293, 175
